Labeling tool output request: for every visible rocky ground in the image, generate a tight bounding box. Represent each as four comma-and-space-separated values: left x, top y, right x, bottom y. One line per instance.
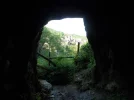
39, 68, 128, 100
39, 79, 108, 100
48, 84, 106, 100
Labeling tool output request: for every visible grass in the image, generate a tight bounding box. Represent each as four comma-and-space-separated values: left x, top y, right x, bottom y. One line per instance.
37, 57, 76, 84
37, 42, 96, 85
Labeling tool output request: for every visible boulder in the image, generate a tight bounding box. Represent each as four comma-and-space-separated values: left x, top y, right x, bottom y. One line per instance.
39, 80, 52, 91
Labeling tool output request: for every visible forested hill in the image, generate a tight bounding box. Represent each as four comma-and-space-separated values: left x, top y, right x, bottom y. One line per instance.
45, 26, 87, 41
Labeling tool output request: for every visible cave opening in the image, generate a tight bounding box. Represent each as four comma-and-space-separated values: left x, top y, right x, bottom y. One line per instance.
36, 18, 96, 85
34, 13, 128, 99
35, 17, 98, 99
3, 2, 128, 100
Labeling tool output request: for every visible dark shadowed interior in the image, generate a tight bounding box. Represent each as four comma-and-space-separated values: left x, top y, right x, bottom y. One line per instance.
2, 0, 129, 100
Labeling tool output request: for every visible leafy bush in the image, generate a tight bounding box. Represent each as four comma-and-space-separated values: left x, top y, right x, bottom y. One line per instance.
37, 57, 48, 67
37, 42, 96, 84
53, 58, 75, 82
37, 57, 76, 85
37, 57, 53, 79
74, 42, 96, 71
47, 58, 75, 84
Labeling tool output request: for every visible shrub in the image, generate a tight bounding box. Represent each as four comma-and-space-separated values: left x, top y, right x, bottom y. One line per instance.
37, 57, 48, 67
37, 57, 76, 85
74, 42, 96, 71
47, 58, 76, 84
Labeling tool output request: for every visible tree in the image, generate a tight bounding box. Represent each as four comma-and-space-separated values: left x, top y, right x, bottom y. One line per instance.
38, 27, 65, 57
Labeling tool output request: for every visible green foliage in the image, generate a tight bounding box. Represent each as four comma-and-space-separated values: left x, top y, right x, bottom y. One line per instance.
74, 42, 96, 71
38, 27, 63, 57
53, 58, 75, 79
37, 26, 78, 83
37, 58, 75, 84
37, 55, 76, 84
38, 26, 86, 57
37, 57, 50, 78
43, 58, 76, 84
37, 26, 95, 85
37, 57, 48, 67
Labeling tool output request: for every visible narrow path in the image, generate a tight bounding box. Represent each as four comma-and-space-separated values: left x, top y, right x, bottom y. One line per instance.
49, 84, 105, 100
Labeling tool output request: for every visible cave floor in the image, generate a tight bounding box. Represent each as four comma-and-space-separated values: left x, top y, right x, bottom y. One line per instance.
48, 84, 106, 100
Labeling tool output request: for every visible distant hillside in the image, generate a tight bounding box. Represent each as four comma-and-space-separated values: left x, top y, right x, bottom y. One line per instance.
64, 33, 87, 40
46, 27, 64, 36
46, 26, 87, 41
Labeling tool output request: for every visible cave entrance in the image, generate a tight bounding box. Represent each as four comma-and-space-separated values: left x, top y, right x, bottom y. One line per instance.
36, 18, 95, 85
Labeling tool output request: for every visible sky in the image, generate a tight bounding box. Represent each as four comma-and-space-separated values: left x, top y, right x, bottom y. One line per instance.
45, 18, 87, 36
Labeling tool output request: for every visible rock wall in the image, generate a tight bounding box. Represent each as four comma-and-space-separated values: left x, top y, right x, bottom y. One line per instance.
84, 6, 128, 90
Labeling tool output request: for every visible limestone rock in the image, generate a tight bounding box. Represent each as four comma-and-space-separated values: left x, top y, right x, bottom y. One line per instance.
39, 80, 52, 91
